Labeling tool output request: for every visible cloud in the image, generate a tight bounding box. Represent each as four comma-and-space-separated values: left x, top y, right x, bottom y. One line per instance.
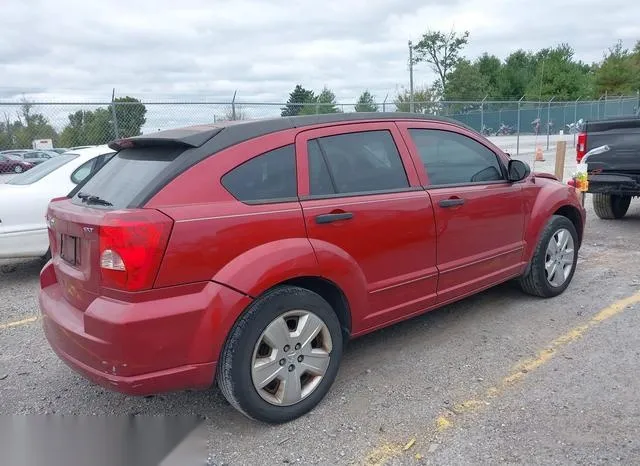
0, 0, 638, 108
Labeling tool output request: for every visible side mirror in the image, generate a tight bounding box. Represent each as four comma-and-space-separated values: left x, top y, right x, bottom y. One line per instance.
507, 159, 531, 182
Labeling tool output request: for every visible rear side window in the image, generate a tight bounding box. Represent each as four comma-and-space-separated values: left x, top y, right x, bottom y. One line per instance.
308, 130, 409, 196
71, 146, 184, 209
70, 158, 97, 184
409, 129, 505, 186
222, 144, 297, 203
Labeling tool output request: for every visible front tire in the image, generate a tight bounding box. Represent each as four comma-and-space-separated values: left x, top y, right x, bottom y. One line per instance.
519, 215, 579, 298
592, 193, 631, 219
217, 285, 343, 424
14, 165, 23, 173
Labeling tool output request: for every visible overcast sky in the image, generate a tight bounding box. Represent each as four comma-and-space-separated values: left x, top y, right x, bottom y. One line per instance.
1, 0, 639, 104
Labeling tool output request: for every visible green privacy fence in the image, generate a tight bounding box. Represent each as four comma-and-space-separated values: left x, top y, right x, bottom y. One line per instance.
443, 96, 640, 135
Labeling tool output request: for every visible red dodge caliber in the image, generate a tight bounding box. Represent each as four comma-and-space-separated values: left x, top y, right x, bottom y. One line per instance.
39, 113, 586, 423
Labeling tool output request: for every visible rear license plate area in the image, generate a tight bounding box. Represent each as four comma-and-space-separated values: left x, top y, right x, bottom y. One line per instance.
60, 234, 78, 265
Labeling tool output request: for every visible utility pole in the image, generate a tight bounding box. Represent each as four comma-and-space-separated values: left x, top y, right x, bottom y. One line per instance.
480, 95, 487, 134
408, 40, 414, 113
516, 95, 525, 156
231, 90, 237, 121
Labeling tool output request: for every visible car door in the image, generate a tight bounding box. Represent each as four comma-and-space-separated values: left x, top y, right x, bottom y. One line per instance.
296, 122, 438, 331
398, 122, 526, 305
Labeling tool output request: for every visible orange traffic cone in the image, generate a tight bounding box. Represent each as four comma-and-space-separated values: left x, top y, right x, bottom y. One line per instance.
535, 146, 545, 162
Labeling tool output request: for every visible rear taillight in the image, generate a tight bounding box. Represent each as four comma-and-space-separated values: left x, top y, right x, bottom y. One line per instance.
576, 132, 587, 162
98, 209, 173, 291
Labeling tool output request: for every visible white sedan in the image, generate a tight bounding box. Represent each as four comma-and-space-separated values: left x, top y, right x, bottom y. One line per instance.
0, 145, 115, 259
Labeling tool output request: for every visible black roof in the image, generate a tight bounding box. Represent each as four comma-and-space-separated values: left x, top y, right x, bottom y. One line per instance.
110, 112, 475, 208
108, 112, 473, 151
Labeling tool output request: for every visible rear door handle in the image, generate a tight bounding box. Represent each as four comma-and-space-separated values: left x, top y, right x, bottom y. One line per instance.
439, 198, 465, 208
315, 212, 354, 224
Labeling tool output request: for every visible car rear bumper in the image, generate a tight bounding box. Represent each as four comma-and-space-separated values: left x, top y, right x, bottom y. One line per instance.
38, 262, 251, 395
587, 173, 640, 195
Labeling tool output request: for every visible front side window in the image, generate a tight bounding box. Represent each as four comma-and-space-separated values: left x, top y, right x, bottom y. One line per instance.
307, 130, 409, 196
222, 144, 297, 202
409, 129, 505, 186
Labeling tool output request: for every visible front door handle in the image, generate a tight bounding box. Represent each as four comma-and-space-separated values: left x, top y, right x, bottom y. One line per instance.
316, 212, 354, 224
439, 198, 465, 208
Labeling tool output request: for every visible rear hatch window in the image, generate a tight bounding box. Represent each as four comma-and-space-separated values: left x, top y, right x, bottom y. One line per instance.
71, 146, 184, 209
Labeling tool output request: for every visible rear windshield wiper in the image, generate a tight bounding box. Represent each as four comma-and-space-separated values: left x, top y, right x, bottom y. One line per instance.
77, 192, 113, 206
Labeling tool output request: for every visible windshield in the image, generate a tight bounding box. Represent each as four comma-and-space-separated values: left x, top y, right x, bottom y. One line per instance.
7, 153, 79, 185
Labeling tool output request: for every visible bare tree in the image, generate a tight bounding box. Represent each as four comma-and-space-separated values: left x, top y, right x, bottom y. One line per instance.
215, 104, 247, 122
413, 29, 470, 91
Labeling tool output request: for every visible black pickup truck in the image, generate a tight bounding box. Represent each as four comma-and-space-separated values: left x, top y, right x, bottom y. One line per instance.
577, 116, 640, 219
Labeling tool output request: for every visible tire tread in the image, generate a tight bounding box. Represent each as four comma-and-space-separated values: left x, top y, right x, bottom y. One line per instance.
592, 193, 631, 219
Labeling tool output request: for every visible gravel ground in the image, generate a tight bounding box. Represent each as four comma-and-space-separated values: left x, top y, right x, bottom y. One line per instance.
2, 147, 639, 465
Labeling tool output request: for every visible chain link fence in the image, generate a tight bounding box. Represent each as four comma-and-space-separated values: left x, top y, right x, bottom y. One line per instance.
1, 95, 638, 155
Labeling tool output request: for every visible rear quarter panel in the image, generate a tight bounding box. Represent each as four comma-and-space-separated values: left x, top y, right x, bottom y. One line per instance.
147, 128, 372, 334
148, 129, 312, 290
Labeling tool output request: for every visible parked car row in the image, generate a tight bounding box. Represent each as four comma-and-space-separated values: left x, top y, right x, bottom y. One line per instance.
0, 149, 57, 172
0, 153, 35, 173
0, 146, 102, 174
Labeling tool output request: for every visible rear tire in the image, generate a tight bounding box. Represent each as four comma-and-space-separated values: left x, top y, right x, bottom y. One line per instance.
217, 285, 343, 424
519, 215, 578, 298
42, 248, 51, 262
592, 193, 631, 219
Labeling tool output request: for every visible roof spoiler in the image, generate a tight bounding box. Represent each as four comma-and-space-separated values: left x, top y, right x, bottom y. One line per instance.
108, 125, 223, 151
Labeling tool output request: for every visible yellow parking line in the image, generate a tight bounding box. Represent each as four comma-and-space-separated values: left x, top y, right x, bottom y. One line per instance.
0, 316, 39, 330
362, 291, 640, 465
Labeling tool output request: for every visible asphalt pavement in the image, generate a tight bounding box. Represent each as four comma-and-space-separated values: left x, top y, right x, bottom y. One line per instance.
1, 160, 639, 465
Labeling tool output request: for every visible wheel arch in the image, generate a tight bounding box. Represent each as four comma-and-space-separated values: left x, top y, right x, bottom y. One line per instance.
276, 276, 352, 340
525, 185, 585, 261
553, 204, 584, 248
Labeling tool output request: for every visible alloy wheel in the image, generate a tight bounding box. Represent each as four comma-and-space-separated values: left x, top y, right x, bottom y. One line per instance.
545, 228, 575, 287
251, 310, 332, 406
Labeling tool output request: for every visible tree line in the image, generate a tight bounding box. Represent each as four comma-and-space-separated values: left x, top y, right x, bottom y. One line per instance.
413, 30, 640, 102
0, 97, 147, 151
282, 32, 640, 117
